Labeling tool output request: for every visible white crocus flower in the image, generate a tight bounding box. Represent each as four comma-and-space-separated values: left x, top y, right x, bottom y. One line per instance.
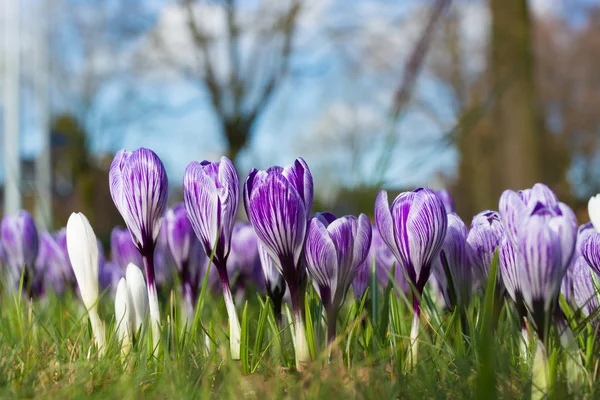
588, 194, 600, 232
66, 212, 106, 354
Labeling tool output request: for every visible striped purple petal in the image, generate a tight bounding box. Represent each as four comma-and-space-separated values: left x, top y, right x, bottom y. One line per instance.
432, 213, 471, 307
281, 158, 313, 219
109, 148, 169, 253
499, 236, 520, 303
258, 242, 286, 299
434, 189, 455, 213
572, 256, 599, 317
111, 226, 144, 269
583, 233, 600, 276
0, 210, 39, 276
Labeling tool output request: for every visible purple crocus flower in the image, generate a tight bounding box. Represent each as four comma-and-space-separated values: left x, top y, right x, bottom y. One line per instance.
0, 239, 7, 268
305, 212, 372, 345
37, 231, 74, 294
572, 256, 598, 317
111, 227, 144, 270
467, 210, 505, 292
583, 233, 600, 277
258, 243, 286, 324
561, 223, 595, 306
244, 157, 313, 366
432, 213, 472, 309
183, 156, 241, 359
375, 187, 447, 365
1, 210, 39, 295
109, 148, 169, 350
499, 184, 577, 340
228, 221, 265, 297
353, 226, 409, 299
164, 203, 208, 318
434, 189, 456, 214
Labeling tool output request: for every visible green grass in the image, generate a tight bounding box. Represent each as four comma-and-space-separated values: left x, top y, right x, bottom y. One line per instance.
0, 267, 599, 399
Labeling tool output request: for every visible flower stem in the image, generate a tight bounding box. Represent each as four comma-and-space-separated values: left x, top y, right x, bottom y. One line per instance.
408, 295, 421, 369
143, 251, 161, 354
217, 264, 241, 360
532, 338, 549, 400
88, 306, 106, 356
290, 285, 310, 367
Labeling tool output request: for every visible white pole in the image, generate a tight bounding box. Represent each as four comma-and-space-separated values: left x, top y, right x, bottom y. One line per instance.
35, 0, 52, 229
3, 0, 22, 215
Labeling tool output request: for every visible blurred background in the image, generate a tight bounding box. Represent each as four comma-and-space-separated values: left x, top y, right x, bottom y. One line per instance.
1, 0, 599, 244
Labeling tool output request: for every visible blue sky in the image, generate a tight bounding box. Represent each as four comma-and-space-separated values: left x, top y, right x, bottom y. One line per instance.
1, 0, 580, 198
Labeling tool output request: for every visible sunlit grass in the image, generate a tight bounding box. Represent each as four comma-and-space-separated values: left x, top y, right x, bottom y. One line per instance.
0, 259, 598, 399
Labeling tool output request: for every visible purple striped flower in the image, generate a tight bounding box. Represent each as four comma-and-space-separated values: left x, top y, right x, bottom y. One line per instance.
434, 189, 455, 214
109, 148, 169, 258
258, 243, 286, 323
244, 157, 313, 365
111, 227, 144, 270
353, 226, 408, 299
375, 188, 447, 297
562, 223, 595, 306
1, 211, 39, 293
375, 187, 447, 365
37, 231, 74, 294
499, 184, 577, 338
432, 213, 472, 309
109, 148, 169, 351
572, 256, 598, 317
183, 156, 241, 359
164, 203, 208, 317
467, 210, 504, 290
583, 233, 600, 276
305, 212, 372, 345
228, 221, 264, 294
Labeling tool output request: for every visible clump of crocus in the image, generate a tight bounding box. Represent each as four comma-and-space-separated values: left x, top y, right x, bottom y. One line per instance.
499, 184, 577, 340
432, 213, 472, 310
305, 212, 372, 352
375, 187, 447, 366
66, 212, 106, 354
1, 210, 39, 296
115, 263, 148, 355
111, 227, 144, 270
244, 158, 313, 367
183, 157, 241, 360
109, 148, 168, 351
499, 183, 577, 398
164, 203, 208, 319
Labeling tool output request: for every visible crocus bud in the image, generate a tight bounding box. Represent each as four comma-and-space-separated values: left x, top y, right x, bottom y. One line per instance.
572, 256, 598, 317
111, 227, 143, 270
228, 221, 264, 297
0, 210, 39, 293
244, 158, 313, 366
164, 203, 207, 318
588, 194, 600, 232
434, 189, 455, 214
258, 242, 286, 323
467, 210, 504, 291
583, 233, 600, 276
375, 187, 447, 366
109, 148, 168, 351
562, 223, 595, 306
183, 157, 241, 359
66, 212, 105, 354
38, 231, 73, 294
432, 213, 472, 309
115, 278, 133, 353
305, 212, 372, 346
499, 184, 577, 341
